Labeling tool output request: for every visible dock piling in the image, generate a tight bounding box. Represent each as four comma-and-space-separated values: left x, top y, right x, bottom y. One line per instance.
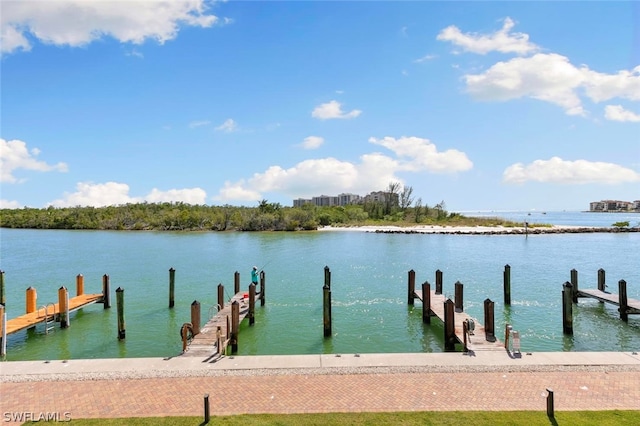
444, 299, 456, 351
324, 266, 331, 289
484, 298, 495, 341
26, 287, 37, 314
234, 271, 240, 294
503, 264, 511, 305
58, 286, 70, 328
217, 284, 224, 310
0, 305, 6, 359
249, 284, 256, 326
102, 274, 111, 309
76, 274, 84, 296
323, 266, 332, 338
562, 282, 573, 334
231, 300, 239, 353
454, 281, 463, 312
0, 270, 5, 306
169, 268, 176, 308
570, 269, 579, 303
116, 287, 125, 340
435, 270, 443, 295
408, 270, 416, 305
597, 269, 606, 292
619, 280, 628, 322
259, 271, 266, 306
422, 282, 431, 324
191, 300, 201, 335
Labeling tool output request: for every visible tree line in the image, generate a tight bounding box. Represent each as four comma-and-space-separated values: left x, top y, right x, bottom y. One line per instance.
0, 199, 518, 232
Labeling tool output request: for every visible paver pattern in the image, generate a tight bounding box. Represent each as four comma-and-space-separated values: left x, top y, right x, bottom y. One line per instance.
2, 369, 639, 424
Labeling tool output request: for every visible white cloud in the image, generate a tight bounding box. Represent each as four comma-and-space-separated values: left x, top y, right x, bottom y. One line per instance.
0, 139, 68, 183
144, 187, 207, 204
1, 0, 221, 55
583, 66, 640, 103
214, 135, 472, 202
189, 120, 211, 128
414, 54, 437, 63
369, 136, 473, 173
0, 199, 21, 209
464, 54, 640, 116
215, 182, 262, 202
299, 136, 324, 150
215, 118, 238, 132
48, 181, 207, 207
437, 17, 539, 55
503, 157, 640, 185
604, 105, 640, 122
464, 53, 586, 116
312, 100, 362, 120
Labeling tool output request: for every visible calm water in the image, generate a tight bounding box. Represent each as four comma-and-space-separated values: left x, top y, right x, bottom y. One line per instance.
1, 211, 639, 361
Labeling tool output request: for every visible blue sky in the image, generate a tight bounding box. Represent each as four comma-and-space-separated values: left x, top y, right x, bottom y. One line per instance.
1, 1, 639, 212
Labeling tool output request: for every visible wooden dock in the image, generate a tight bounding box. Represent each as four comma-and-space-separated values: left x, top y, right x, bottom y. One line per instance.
577, 289, 640, 315
4, 293, 104, 335
182, 292, 253, 359
414, 289, 505, 352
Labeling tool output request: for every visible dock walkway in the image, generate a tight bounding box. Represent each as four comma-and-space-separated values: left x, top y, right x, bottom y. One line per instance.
183, 291, 253, 358
577, 288, 640, 315
414, 289, 504, 352
4, 293, 104, 335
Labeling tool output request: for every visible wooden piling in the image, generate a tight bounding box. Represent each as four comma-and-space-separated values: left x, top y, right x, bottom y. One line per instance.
169, 267, 176, 308
102, 274, 111, 309
422, 282, 431, 324
562, 282, 573, 334
408, 270, 416, 305
1, 270, 6, 306
191, 300, 201, 335
454, 281, 463, 311
26, 287, 37, 314
76, 274, 84, 296
484, 299, 495, 341
597, 268, 606, 292
116, 287, 125, 340
503, 264, 511, 305
58, 286, 69, 328
234, 271, 240, 294
324, 265, 331, 289
0, 304, 6, 359
444, 299, 456, 351
259, 271, 266, 306
249, 283, 256, 326
231, 300, 239, 353
570, 269, 578, 303
323, 270, 332, 338
217, 283, 224, 310
435, 270, 443, 295
619, 280, 628, 322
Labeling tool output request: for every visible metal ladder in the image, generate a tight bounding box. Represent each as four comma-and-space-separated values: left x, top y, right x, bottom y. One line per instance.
40, 303, 56, 334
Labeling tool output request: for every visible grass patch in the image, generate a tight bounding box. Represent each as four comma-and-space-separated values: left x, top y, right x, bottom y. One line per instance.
22, 410, 640, 425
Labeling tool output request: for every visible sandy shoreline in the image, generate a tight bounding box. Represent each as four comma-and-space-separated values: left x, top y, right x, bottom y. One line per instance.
317, 224, 638, 235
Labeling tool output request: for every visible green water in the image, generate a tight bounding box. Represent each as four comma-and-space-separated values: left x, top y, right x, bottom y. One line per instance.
1, 225, 639, 361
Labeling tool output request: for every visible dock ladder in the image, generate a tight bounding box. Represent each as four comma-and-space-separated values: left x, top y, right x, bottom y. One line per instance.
40, 303, 56, 334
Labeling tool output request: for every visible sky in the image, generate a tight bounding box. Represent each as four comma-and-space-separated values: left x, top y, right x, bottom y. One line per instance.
1, 1, 639, 212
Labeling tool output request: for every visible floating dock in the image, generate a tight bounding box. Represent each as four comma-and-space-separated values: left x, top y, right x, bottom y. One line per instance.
4, 293, 104, 336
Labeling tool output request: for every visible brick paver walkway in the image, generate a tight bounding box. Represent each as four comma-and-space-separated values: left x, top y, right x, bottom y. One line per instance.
2, 369, 639, 424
